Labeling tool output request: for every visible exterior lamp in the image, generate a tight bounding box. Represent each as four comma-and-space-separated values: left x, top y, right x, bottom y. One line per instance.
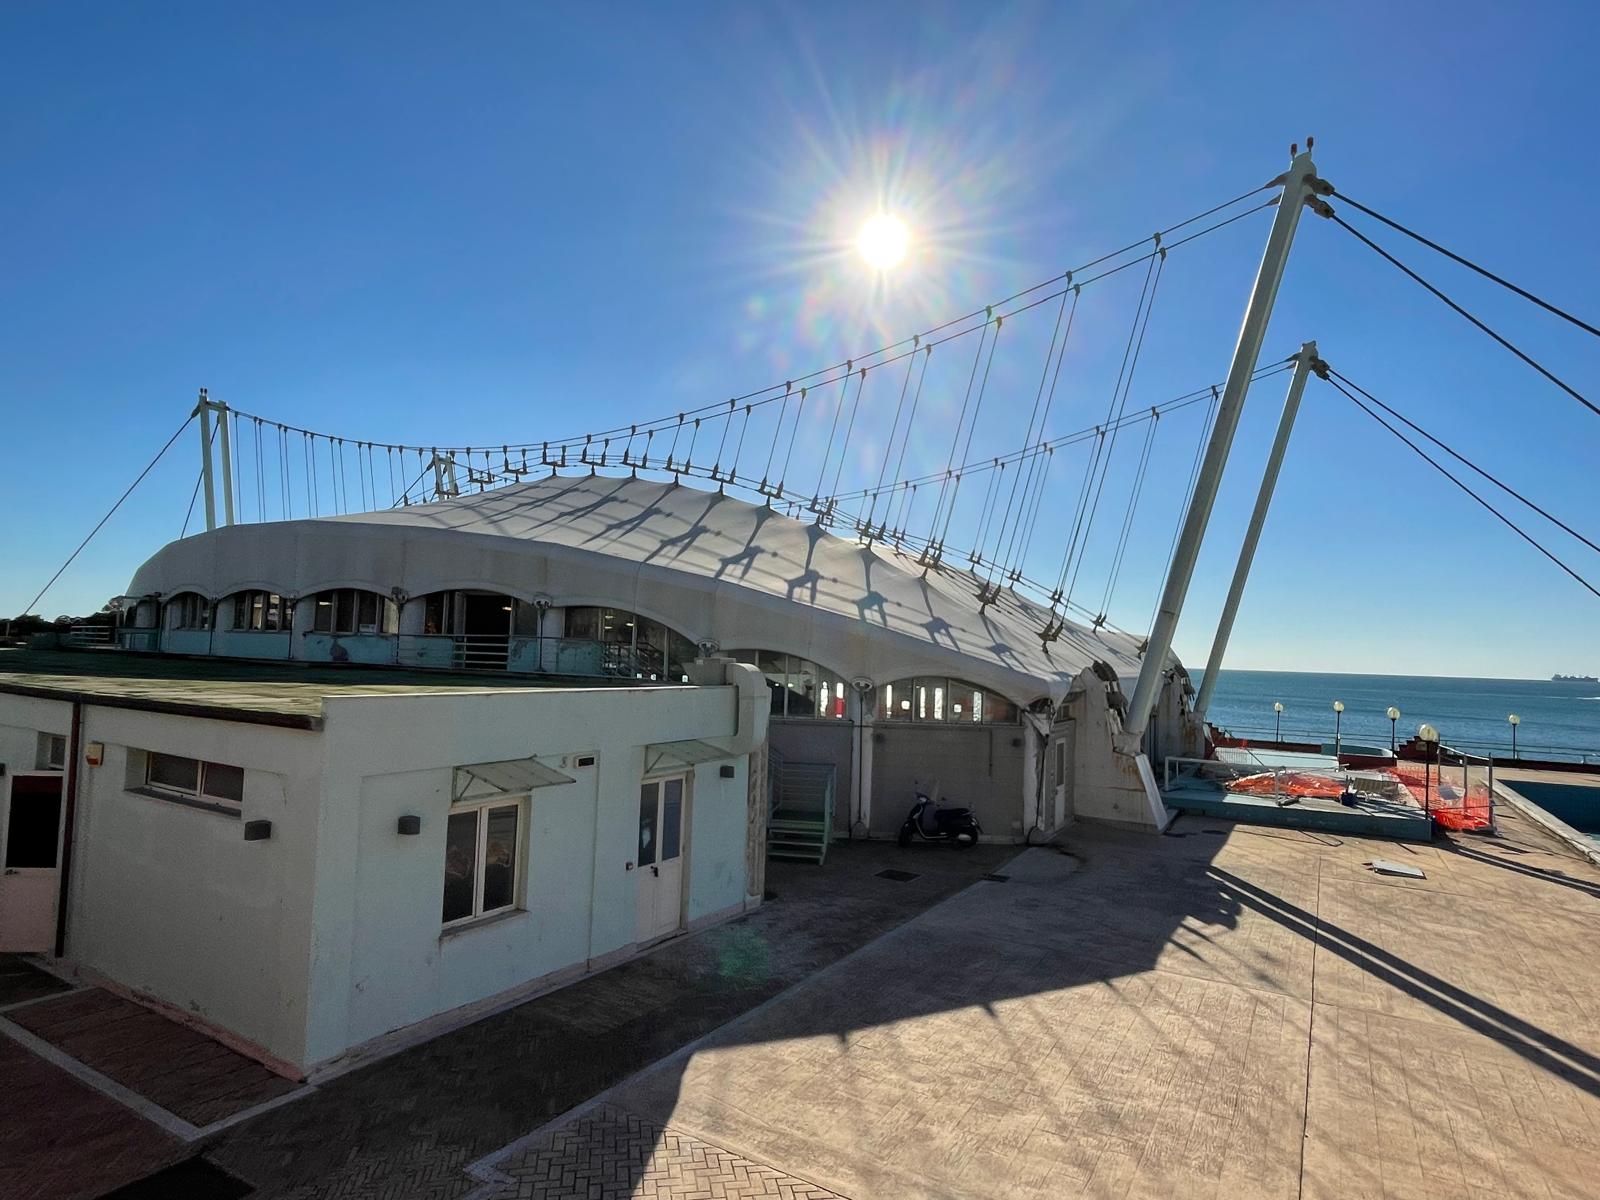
1273, 701, 1284, 742
1332, 700, 1345, 758
1418, 723, 1441, 813
1508, 713, 1520, 760
1386, 706, 1401, 753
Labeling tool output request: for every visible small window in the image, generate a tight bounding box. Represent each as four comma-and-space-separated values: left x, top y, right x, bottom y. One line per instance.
878, 677, 1018, 724
142, 751, 245, 809
729, 651, 847, 719
442, 801, 522, 925
36, 733, 67, 771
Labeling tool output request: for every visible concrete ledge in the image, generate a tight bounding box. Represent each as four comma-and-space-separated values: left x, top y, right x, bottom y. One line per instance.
1493, 782, 1600, 867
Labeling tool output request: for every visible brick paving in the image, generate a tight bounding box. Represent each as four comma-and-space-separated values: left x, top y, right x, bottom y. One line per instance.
481, 1105, 843, 1199
9, 805, 1600, 1198
202, 842, 1013, 1198
0, 1032, 184, 1200
9, 986, 301, 1127
521, 806, 1600, 1199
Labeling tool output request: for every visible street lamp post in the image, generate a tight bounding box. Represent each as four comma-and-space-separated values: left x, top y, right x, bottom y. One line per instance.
1418, 723, 1440, 815
1332, 700, 1345, 758
1273, 701, 1283, 743
1387, 706, 1401, 753
1508, 713, 1520, 760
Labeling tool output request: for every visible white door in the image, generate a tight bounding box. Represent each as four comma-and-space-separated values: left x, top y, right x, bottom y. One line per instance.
0, 772, 65, 953
635, 776, 686, 943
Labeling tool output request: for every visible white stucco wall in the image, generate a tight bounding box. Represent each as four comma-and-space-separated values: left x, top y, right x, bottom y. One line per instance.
62, 706, 323, 1069
1, 664, 764, 1075
303, 679, 756, 1067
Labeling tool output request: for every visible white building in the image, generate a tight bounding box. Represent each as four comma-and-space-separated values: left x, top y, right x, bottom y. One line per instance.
115, 472, 1197, 840
0, 651, 766, 1076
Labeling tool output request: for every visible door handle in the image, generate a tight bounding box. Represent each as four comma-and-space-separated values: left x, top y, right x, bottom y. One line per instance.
651, 865, 659, 877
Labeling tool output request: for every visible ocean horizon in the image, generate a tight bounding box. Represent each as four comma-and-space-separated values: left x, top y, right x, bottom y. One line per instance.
1196, 668, 1600, 762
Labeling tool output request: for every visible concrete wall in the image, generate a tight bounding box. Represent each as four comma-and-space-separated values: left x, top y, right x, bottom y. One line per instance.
868, 722, 1027, 840
1061, 665, 1170, 832
210, 629, 292, 661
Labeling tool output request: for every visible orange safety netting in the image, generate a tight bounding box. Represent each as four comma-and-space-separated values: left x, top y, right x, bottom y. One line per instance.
1391, 761, 1493, 831
1227, 771, 1350, 800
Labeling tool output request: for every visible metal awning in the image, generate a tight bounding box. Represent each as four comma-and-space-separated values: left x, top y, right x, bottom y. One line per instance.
453, 757, 575, 803
643, 739, 735, 775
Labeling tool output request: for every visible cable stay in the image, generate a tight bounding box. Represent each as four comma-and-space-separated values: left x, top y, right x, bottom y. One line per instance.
1149, 385, 1221, 632
20, 414, 196, 618
1330, 190, 1600, 341
826, 367, 869, 502
1326, 368, 1600, 557
1324, 372, 1600, 600
1331, 213, 1599, 420
1055, 243, 1166, 605
924, 317, 994, 556
1096, 409, 1161, 623
863, 343, 922, 535
936, 315, 1005, 555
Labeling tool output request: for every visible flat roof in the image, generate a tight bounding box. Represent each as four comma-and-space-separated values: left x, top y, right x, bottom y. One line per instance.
0, 647, 656, 730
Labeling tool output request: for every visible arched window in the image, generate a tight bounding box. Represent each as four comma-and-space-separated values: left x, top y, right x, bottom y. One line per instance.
563, 606, 697, 681
729, 651, 848, 719
876, 677, 1018, 724
226, 590, 291, 632
165, 592, 212, 630
311, 588, 397, 635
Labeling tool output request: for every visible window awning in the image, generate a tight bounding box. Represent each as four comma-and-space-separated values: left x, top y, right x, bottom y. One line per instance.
453, 757, 575, 803
643, 739, 735, 775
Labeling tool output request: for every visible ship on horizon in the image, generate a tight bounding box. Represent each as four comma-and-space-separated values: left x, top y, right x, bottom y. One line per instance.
1552, 673, 1599, 683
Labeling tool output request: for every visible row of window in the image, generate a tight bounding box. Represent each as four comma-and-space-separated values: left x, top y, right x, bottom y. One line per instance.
164, 588, 399, 635
150, 592, 1020, 723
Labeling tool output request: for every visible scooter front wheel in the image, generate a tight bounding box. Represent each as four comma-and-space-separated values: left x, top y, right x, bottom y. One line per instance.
897, 821, 914, 847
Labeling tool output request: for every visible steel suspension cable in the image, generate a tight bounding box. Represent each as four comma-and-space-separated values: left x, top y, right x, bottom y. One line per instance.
1150, 386, 1220, 631
1097, 409, 1160, 619
827, 368, 869, 499
1331, 190, 1600, 341
1327, 369, 1600, 556
1000, 286, 1080, 580
938, 316, 1005, 551
1054, 247, 1164, 597
1331, 214, 1599, 420
20, 414, 195, 618
865, 346, 921, 530
1063, 245, 1169, 606
1325, 376, 1600, 599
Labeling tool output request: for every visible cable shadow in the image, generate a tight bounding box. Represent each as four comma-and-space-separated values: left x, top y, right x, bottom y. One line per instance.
1440, 842, 1600, 900
1208, 866, 1600, 1098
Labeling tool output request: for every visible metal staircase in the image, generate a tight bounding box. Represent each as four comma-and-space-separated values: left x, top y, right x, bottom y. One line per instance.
766, 755, 836, 865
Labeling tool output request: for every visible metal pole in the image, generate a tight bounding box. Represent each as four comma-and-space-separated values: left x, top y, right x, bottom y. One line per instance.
1124, 147, 1322, 740
1193, 343, 1317, 721
195, 389, 217, 533
217, 401, 236, 527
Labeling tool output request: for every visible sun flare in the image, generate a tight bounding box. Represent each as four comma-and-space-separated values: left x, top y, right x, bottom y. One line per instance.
857, 213, 910, 270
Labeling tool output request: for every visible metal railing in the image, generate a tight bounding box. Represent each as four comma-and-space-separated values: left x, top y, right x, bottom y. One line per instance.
1213, 721, 1593, 765
64, 624, 114, 646
1164, 756, 1294, 806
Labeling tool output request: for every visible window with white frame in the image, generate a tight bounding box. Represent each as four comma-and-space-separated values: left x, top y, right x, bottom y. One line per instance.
142, 751, 245, 808
876, 677, 1019, 724
442, 799, 522, 925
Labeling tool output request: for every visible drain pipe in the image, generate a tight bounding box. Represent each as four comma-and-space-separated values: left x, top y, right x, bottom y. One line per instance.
53, 700, 83, 959
1193, 343, 1320, 722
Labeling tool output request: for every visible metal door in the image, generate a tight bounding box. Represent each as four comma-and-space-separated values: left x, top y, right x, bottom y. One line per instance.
0, 773, 64, 952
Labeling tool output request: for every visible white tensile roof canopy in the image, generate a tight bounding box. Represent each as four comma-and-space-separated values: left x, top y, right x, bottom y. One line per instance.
127, 473, 1153, 705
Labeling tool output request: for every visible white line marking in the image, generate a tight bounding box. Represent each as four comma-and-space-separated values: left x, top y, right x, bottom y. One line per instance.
0, 1015, 202, 1142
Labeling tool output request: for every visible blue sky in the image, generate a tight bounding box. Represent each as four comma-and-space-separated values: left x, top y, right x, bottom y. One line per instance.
3, 1, 1597, 677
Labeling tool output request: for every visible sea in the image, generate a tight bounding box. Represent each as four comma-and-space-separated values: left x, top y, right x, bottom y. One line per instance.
1196, 669, 1600, 763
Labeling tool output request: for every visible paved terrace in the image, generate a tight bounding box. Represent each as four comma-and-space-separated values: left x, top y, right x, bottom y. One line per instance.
4, 808, 1598, 1198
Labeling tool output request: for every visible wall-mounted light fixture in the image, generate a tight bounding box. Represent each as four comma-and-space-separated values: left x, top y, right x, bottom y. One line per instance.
243, 820, 272, 841
397, 815, 421, 835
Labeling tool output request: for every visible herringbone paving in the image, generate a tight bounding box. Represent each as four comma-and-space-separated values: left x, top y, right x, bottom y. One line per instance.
484, 1105, 845, 1200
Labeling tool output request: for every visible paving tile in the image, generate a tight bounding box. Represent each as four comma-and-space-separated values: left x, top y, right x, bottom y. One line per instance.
0, 1033, 184, 1200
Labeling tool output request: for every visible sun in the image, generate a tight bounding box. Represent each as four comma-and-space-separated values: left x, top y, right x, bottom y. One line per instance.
857, 213, 910, 270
